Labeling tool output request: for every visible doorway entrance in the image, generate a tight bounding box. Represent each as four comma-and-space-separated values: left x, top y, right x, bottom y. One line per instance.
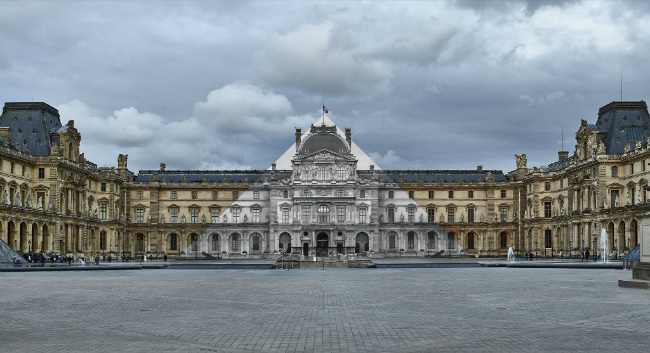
316, 233, 329, 257
303, 243, 309, 257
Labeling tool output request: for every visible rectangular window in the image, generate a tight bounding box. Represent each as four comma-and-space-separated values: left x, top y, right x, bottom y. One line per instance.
170, 209, 178, 223
337, 206, 346, 223
212, 191, 219, 199
101, 182, 106, 192
171, 191, 177, 200
448, 190, 454, 199
302, 205, 310, 223
22, 165, 25, 176
407, 208, 415, 222
611, 189, 620, 207
360, 190, 366, 198
544, 202, 552, 218
359, 208, 367, 223
252, 236, 260, 251
282, 208, 290, 223
137, 190, 143, 200
467, 208, 474, 223
211, 209, 219, 223
427, 208, 435, 222
252, 208, 260, 223
190, 209, 198, 223
232, 191, 239, 199
191, 191, 198, 200
408, 191, 414, 198
447, 208, 455, 223
501, 190, 507, 198
232, 208, 240, 223
38, 168, 45, 179
500, 207, 507, 222
388, 191, 394, 198
428, 191, 434, 199
136, 209, 144, 223
388, 208, 395, 223
254, 191, 259, 200
100, 203, 107, 220
468, 190, 474, 199
545, 182, 550, 191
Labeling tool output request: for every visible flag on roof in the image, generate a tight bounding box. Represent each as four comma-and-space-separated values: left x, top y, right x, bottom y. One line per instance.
323, 105, 328, 114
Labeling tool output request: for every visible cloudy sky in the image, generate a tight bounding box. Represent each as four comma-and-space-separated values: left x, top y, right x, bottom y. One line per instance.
1, 0, 649, 174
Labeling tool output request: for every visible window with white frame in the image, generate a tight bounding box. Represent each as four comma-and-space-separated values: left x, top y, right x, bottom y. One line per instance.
282, 207, 290, 223
170, 208, 178, 223
359, 208, 367, 223
337, 205, 346, 223
211, 209, 219, 223
252, 208, 260, 223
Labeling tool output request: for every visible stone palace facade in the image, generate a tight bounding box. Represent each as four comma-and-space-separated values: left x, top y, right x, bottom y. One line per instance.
0, 101, 647, 259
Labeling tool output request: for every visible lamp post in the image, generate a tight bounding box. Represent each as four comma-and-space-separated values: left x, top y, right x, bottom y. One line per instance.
14, 239, 17, 251
593, 237, 597, 258
560, 241, 563, 259
569, 239, 572, 259
534, 241, 538, 259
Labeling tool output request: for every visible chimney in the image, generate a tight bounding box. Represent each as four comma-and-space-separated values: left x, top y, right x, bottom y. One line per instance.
558, 151, 569, 161
160, 163, 166, 171
295, 128, 302, 152
477, 165, 483, 171
272, 163, 276, 171
370, 165, 374, 170
345, 128, 352, 147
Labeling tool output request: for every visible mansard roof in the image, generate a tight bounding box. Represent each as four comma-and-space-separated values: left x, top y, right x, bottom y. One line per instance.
0, 102, 63, 156
133, 170, 266, 183
593, 101, 650, 154
383, 170, 509, 183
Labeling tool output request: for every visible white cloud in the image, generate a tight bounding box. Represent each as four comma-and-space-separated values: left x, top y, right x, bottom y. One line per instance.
368, 150, 423, 170
255, 23, 391, 97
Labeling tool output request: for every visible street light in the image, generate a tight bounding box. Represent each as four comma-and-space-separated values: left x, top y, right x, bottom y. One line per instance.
560, 241, 564, 259
14, 239, 17, 251
569, 239, 573, 259
534, 240, 538, 259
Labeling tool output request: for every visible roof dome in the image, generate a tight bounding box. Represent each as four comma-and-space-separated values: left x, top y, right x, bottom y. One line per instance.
300, 132, 349, 154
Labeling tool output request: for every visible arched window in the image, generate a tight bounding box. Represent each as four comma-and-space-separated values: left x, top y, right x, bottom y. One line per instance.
427, 231, 437, 249
317, 166, 329, 182
317, 205, 330, 223
407, 231, 416, 250
169, 233, 178, 251
500, 232, 508, 249
544, 229, 552, 248
231, 234, 240, 252
467, 232, 475, 249
136, 234, 144, 252
211, 233, 220, 252
388, 232, 397, 250
190, 234, 198, 251
251, 234, 261, 252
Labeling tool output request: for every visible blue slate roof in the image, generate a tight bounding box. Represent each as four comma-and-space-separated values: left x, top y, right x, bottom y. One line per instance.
383, 170, 509, 183
0, 102, 63, 156
134, 170, 266, 183
594, 101, 650, 154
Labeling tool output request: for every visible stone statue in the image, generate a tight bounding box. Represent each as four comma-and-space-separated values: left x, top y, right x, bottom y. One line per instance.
439, 213, 444, 223
400, 214, 404, 222
419, 214, 424, 223
117, 154, 128, 168
181, 214, 186, 223
626, 191, 630, 205
614, 195, 619, 207
2, 190, 7, 204
266, 214, 270, 223
624, 144, 630, 153
637, 191, 642, 204
370, 214, 375, 223
161, 214, 165, 223
597, 141, 606, 155
201, 215, 206, 223
26, 195, 32, 208
147, 214, 151, 223
48, 199, 53, 211
223, 214, 227, 223
603, 198, 608, 209
525, 210, 528, 218
636, 141, 642, 150
515, 154, 527, 169
243, 214, 248, 222
379, 214, 384, 223
37, 196, 42, 210
460, 213, 464, 222
14, 192, 21, 206
493, 213, 498, 223
480, 213, 484, 222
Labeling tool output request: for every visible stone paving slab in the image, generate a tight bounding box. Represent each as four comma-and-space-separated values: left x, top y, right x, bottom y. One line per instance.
0, 268, 647, 353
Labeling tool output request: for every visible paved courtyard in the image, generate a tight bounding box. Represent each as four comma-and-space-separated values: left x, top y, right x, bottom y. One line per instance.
1, 267, 647, 353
